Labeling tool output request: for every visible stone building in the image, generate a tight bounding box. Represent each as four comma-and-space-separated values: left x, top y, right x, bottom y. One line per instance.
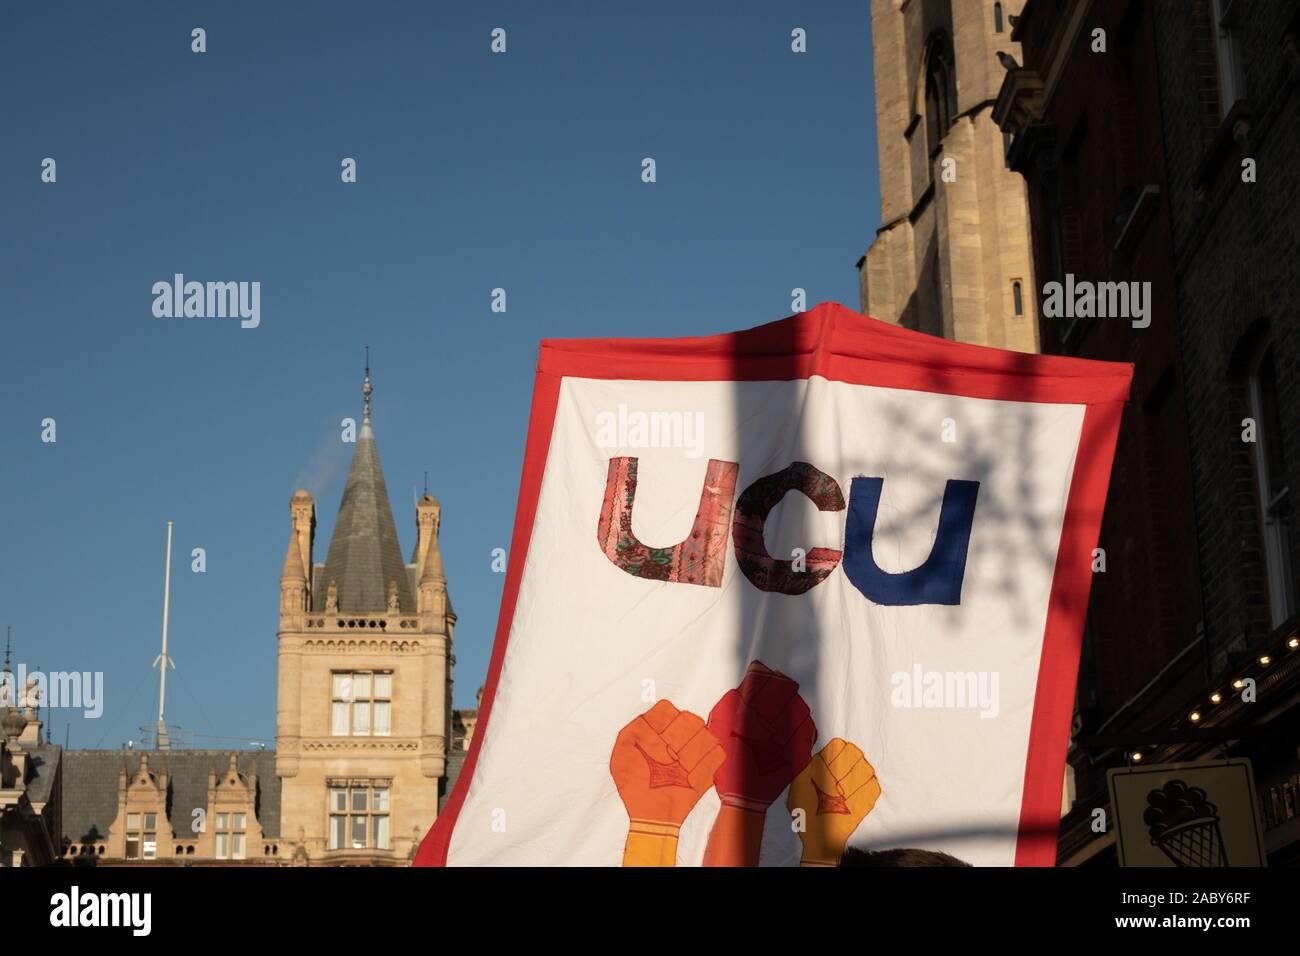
274, 366, 457, 864
56, 367, 467, 866
0, 662, 62, 867
859, 0, 1039, 351
995, 0, 1300, 864
62, 750, 282, 865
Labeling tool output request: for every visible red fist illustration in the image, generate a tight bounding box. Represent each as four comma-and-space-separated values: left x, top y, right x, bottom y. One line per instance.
703, 660, 816, 865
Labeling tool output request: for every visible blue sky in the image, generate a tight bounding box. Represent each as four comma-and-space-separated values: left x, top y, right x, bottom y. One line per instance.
0, 1, 879, 749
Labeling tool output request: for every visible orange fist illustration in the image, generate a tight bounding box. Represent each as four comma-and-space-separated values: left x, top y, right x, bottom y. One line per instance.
786, 738, 882, 866
610, 699, 726, 866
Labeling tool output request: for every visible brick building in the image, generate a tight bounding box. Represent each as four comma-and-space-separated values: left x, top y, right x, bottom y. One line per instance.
996, 0, 1300, 864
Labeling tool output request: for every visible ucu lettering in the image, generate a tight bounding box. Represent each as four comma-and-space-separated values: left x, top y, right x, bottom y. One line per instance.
595, 457, 979, 606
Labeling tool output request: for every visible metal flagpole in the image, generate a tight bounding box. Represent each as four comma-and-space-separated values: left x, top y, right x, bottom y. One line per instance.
152, 521, 176, 749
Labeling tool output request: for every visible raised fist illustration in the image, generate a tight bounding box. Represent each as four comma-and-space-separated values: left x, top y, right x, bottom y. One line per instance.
703, 660, 816, 865
786, 738, 883, 866
707, 660, 816, 807
610, 699, 725, 866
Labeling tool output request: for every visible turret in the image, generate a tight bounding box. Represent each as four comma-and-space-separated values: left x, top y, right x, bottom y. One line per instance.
417, 504, 448, 624
279, 491, 312, 622
291, 489, 315, 600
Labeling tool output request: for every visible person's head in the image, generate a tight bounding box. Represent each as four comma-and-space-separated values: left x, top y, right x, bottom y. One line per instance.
839, 846, 971, 867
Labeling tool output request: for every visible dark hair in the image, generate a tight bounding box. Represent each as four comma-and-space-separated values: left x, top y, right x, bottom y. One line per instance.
839, 846, 972, 867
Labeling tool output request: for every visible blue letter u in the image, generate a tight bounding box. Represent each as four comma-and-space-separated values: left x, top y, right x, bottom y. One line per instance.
842, 477, 979, 606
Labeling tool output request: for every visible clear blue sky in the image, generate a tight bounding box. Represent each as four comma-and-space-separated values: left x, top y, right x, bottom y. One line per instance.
0, 1, 879, 749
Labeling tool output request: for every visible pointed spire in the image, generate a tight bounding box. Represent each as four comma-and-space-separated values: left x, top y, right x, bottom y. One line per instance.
420, 524, 446, 586
0, 626, 22, 741
318, 362, 413, 613
362, 346, 373, 426
418, 514, 449, 621
281, 530, 306, 582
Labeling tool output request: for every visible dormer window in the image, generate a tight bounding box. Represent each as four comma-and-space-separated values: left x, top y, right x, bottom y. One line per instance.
214, 812, 247, 860
125, 813, 157, 860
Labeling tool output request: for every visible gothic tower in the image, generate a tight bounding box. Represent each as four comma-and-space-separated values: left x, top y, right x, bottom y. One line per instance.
858, 0, 1038, 352
276, 365, 455, 864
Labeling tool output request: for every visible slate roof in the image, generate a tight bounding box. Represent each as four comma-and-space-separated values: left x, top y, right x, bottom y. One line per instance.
315, 420, 415, 614
24, 741, 63, 806
61, 749, 281, 844
439, 748, 468, 813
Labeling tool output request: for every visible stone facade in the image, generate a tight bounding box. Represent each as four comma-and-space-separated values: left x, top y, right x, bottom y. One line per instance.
54, 369, 465, 866
275, 370, 456, 865
0, 692, 61, 867
860, 0, 1039, 352
61, 750, 281, 865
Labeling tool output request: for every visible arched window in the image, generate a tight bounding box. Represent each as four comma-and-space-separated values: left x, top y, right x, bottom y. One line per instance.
924, 33, 959, 160
1012, 280, 1024, 316
995, 3, 1004, 33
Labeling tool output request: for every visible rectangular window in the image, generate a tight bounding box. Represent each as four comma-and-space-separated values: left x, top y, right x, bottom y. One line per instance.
1249, 344, 1296, 627
327, 782, 391, 851
214, 810, 248, 860
330, 670, 393, 736
353, 701, 370, 735
1211, 0, 1246, 117
331, 701, 349, 735
125, 812, 156, 859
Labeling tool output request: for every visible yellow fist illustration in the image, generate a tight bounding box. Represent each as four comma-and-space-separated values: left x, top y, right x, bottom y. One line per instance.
785, 738, 882, 866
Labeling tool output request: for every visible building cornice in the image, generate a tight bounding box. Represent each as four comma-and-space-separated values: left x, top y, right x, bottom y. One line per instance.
995, 0, 1094, 137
